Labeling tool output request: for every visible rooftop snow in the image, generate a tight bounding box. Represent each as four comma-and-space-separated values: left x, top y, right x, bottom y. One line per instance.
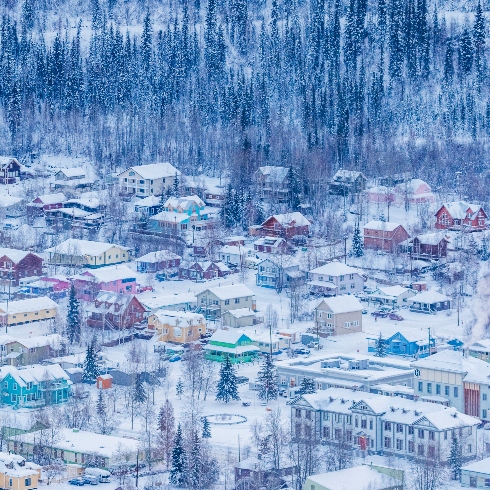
407, 290, 449, 304
136, 250, 181, 263
309, 260, 363, 277
121, 162, 180, 180
317, 295, 363, 314
46, 238, 129, 256
201, 284, 254, 300
0, 247, 40, 263
363, 220, 402, 232
76, 265, 136, 284
0, 296, 58, 315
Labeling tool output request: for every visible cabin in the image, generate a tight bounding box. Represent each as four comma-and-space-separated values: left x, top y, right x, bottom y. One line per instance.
363, 221, 410, 252
400, 232, 450, 259
254, 166, 290, 202
0, 157, 21, 184
203, 330, 259, 363
118, 162, 181, 197
468, 339, 490, 362
407, 290, 450, 313
179, 261, 230, 281
367, 331, 435, 358
27, 193, 67, 221
53, 168, 94, 191
0, 248, 43, 287
435, 201, 487, 231
329, 169, 367, 195
136, 250, 181, 273
249, 212, 311, 238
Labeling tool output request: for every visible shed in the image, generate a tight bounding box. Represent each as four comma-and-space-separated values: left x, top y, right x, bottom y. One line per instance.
461, 457, 490, 488
96, 374, 113, 390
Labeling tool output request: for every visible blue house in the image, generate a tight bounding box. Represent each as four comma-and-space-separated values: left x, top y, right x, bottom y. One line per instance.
256, 258, 304, 290
367, 331, 435, 358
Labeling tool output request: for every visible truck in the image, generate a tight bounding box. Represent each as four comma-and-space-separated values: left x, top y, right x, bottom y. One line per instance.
84, 468, 111, 483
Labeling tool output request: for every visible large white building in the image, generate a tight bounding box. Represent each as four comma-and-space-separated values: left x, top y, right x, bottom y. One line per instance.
291, 388, 480, 462
117, 163, 181, 197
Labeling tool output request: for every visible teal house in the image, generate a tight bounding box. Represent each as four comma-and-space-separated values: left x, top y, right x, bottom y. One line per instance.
0, 364, 72, 408
204, 330, 259, 363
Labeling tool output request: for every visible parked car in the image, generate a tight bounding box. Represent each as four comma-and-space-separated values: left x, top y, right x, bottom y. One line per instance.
371, 311, 388, 318
293, 348, 310, 355
242, 402, 251, 407
155, 272, 167, 282
362, 309, 368, 314
236, 376, 249, 385
69, 479, 85, 486
169, 355, 181, 362
389, 313, 404, 321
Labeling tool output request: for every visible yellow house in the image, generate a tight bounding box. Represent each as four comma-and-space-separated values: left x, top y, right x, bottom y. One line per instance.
149, 310, 206, 344
45, 239, 130, 268
0, 452, 41, 490
0, 297, 58, 326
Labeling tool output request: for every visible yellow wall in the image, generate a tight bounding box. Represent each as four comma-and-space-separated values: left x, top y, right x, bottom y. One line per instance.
149, 316, 206, 344
86, 246, 129, 266
2, 308, 57, 326
418, 367, 462, 385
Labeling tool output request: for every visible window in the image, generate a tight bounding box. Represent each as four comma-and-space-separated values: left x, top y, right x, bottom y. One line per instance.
454, 387, 459, 398
484, 478, 490, 487
327, 313, 332, 319
369, 419, 373, 430
427, 383, 432, 394
335, 429, 342, 440
323, 427, 330, 439
384, 437, 391, 449
305, 411, 311, 420
429, 431, 435, 441
295, 409, 301, 418
334, 413, 341, 422
344, 322, 351, 328
418, 382, 423, 392
445, 386, 450, 396
483, 393, 487, 401
436, 384, 441, 395
361, 419, 367, 429
396, 439, 403, 450
339, 275, 344, 282
428, 446, 435, 459
468, 444, 472, 453
346, 415, 352, 424
350, 283, 355, 289
384, 422, 391, 431
418, 429, 424, 439
13, 383, 17, 390
408, 440, 414, 452
323, 412, 329, 421
25, 479, 31, 486
349, 274, 354, 280
484, 409, 488, 418
353, 321, 359, 326
444, 431, 448, 440
418, 444, 425, 456
396, 424, 403, 433
224, 300, 230, 305
235, 298, 240, 304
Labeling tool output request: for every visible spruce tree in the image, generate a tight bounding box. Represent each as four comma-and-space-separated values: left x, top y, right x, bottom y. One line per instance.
172, 172, 180, 198
351, 225, 364, 257
257, 353, 278, 402
215, 355, 240, 403
202, 416, 211, 438
298, 377, 316, 395
96, 390, 106, 416
188, 431, 202, 488
81, 339, 100, 383
176, 378, 184, 399
481, 236, 490, 261
169, 424, 187, 487
132, 373, 147, 404
374, 332, 387, 357
448, 437, 462, 480
67, 283, 81, 344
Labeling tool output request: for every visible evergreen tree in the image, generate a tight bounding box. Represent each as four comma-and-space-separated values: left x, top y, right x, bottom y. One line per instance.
133, 373, 147, 403
351, 225, 364, 257
374, 332, 387, 357
216, 354, 240, 403
81, 339, 100, 383
298, 377, 316, 395
158, 400, 175, 467
96, 390, 106, 416
67, 283, 81, 344
459, 21, 474, 76
257, 353, 278, 402
202, 416, 211, 438
188, 431, 202, 488
172, 172, 180, 197
176, 378, 184, 399
448, 437, 462, 480
169, 424, 187, 487
481, 236, 490, 261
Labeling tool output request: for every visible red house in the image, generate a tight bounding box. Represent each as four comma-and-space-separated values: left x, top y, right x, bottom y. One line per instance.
0, 157, 20, 184
405, 232, 450, 259
363, 221, 410, 252
0, 248, 43, 286
435, 201, 487, 231
249, 212, 311, 239
86, 291, 148, 329
179, 261, 231, 281
27, 193, 67, 222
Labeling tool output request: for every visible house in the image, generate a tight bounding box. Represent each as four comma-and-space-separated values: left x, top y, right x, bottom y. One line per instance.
314, 295, 363, 337
222, 308, 257, 328
86, 291, 147, 329
138, 291, 196, 314
249, 212, 311, 238
329, 169, 367, 195
72, 265, 138, 301
204, 184, 227, 206
407, 290, 450, 313
365, 186, 394, 205
469, 339, 490, 362
0, 297, 58, 326
134, 195, 161, 216
1, 334, 62, 366
254, 166, 290, 202
10, 429, 142, 469
52, 168, 94, 191
411, 350, 490, 419
96, 374, 113, 390
303, 465, 405, 490
148, 310, 206, 343
196, 284, 256, 319
218, 245, 252, 267
244, 329, 292, 354
0, 248, 43, 287
149, 195, 219, 233
461, 457, 490, 488
0, 157, 21, 184
46, 239, 130, 268
179, 261, 231, 281
20, 276, 70, 300
26, 192, 67, 222
256, 258, 303, 289
0, 195, 24, 223
117, 162, 181, 197
393, 179, 435, 207
136, 250, 181, 273
0, 363, 71, 407
278, 354, 415, 392
253, 236, 294, 254
45, 196, 104, 230
235, 454, 296, 488
290, 387, 480, 462
435, 201, 487, 231
203, 330, 259, 363
307, 261, 365, 296
400, 232, 450, 259
367, 331, 435, 359
368, 285, 417, 307
363, 221, 410, 252
0, 453, 40, 490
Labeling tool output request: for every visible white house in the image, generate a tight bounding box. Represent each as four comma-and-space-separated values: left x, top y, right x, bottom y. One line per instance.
117, 163, 181, 197
307, 261, 365, 296
368, 285, 417, 307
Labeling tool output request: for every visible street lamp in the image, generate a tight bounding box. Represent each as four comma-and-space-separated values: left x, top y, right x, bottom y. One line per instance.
343, 234, 348, 264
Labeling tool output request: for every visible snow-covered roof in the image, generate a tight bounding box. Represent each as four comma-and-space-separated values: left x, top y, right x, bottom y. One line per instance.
203, 343, 260, 354
441, 201, 483, 219
56, 167, 86, 178
6, 334, 61, 349
153, 309, 204, 326
65, 197, 100, 209
0, 247, 40, 263
76, 264, 136, 284
0, 363, 69, 386
462, 457, 490, 474
121, 162, 180, 180
218, 245, 251, 256
0, 157, 18, 167
164, 194, 204, 209
400, 178, 432, 193
202, 284, 254, 300
407, 290, 449, 304
332, 169, 366, 182
376, 285, 411, 298
317, 295, 363, 314
309, 260, 363, 277
412, 232, 449, 245
209, 329, 252, 345
138, 292, 196, 311
135, 195, 161, 207
30, 193, 67, 206
150, 211, 189, 223
469, 339, 490, 352
0, 195, 22, 207
46, 238, 129, 256
269, 212, 310, 227
256, 166, 289, 183
222, 307, 256, 319
363, 220, 403, 232
0, 296, 58, 315
254, 236, 286, 247
136, 250, 181, 263
306, 465, 400, 490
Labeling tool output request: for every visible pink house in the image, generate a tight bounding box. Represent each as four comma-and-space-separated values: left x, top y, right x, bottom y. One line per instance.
365, 186, 394, 204
72, 264, 139, 301
41, 276, 70, 292
394, 179, 434, 207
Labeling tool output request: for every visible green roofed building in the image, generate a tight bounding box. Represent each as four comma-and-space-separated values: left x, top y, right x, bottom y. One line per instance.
204, 330, 259, 363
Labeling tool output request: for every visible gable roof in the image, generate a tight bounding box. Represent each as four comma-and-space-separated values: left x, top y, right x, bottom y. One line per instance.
75, 264, 136, 284
120, 162, 180, 180
412, 232, 449, 245
317, 295, 363, 314
407, 290, 449, 304
46, 239, 129, 256
0, 363, 69, 386
30, 193, 67, 206
332, 169, 366, 182
309, 260, 363, 277
209, 329, 251, 345
0, 248, 41, 264
267, 212, 310, 227
200, 284, 254, 300
438, 201, 484, 220
256, 166, 289, 183
56, 167, 86, 178
164, 195, 204, 209
137, 250, 181, 263
135, 195, 161, 207
153, 309, 204, 325
0, 297, 58, 315
363, 220, 403, 232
